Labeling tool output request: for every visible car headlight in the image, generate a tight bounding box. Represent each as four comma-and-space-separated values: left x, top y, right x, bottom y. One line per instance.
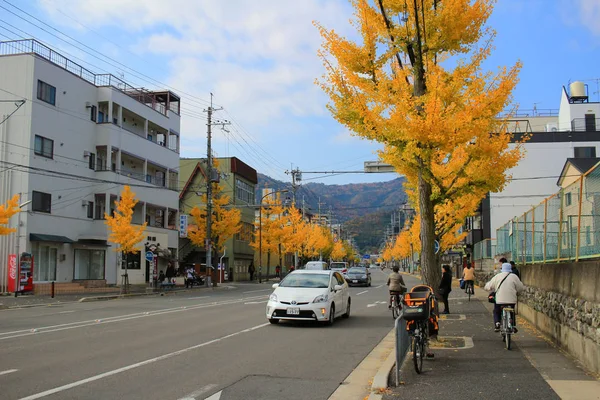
313, 294, 328, 303
362, 275, 367, 279
269, 293, 278, 302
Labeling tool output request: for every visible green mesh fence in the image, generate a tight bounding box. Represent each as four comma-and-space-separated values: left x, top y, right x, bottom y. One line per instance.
495, 165, 600, 263
533, 203, 545, 262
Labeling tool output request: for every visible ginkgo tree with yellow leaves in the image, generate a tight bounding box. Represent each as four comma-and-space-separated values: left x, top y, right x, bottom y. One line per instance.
316, 0, 525, 289
188, 163, 241, 286
251, 192, 286, 279
105, 186, 147, 289
0, 195, 21, 236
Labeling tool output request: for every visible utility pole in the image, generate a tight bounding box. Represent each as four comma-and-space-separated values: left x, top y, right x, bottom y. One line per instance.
285, 167, 302, 203
204, 93, 229, 287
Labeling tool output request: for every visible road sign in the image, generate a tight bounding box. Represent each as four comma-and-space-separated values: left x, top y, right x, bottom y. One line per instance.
145, 251, 154, 262
434, 240, 440, 255
362, 254, 370, 259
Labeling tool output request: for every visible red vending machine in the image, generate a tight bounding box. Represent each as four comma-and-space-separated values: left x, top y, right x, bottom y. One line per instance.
18, 252, 34, 293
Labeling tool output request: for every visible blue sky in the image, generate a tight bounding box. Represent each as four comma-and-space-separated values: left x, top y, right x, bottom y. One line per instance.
1, 0, 599, 185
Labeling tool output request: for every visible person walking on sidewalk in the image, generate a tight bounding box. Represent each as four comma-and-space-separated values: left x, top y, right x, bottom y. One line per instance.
438, 265, 452, 314
462, 264, 475, 294
248, 262, 255, 281
484, 262, 525, 331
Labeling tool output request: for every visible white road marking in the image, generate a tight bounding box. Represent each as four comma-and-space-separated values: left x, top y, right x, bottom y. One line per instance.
367, 303, 377, 308
375, 285, 384, 289
58, 311, 75, 314
367, 301, 387, 308
244, 301, 267, 305
205, 391, 222, 400
177, 384, 218, 400
0, 295, 268, 341
186, 296, 210, 300
18, 324, 268, 400
356, 291, 368, 296
0, 369, 18, 376
243, 288, 272, 294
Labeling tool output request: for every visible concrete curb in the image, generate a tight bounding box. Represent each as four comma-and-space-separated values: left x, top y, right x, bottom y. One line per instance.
368, 346, 397, 400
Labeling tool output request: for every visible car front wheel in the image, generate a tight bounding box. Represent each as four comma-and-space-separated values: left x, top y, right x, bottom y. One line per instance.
327, 304, 335, 326
343, 298, 351, 318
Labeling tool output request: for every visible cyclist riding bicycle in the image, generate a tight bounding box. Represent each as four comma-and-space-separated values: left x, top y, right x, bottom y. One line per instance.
386, 266, 406, 309
462, 264, 475, 294
484, 262, 525, 331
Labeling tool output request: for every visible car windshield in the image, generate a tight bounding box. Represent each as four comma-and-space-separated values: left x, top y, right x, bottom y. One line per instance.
279, 274, 330, 288
348, 268, 366, 273
330, 263, 346, 269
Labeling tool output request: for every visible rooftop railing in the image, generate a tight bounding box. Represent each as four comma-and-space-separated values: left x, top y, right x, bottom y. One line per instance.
0, 39, 170, 117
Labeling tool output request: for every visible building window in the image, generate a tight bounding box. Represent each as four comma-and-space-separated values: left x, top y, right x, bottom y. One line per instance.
87, 201, 94, 219
89, 153, 96, 170
32, 191, 51, 213
37, 80, 56, 105
235, 222, 254, 242
98, 111, 105, 123
90, 105, 97, 122
565, 192, 572, 206
236, 179, 255, 204
574, 146, 596, 158
74, 249, 105, 280
34, 135, 54, 159
33, 245, 57, 281
122, 252, 141, 270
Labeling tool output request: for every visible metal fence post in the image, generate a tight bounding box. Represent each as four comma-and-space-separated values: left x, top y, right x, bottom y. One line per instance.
531, 209, 535, 263
558, 189, 563, 260
543, 198, 548, 263
576, 177, 584, 261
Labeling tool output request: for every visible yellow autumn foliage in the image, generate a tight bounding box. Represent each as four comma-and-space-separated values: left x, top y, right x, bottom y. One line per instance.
104, 186, 146, 254
0, 194, 20, 236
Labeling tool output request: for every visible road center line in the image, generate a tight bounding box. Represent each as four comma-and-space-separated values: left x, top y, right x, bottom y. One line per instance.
178, 384, 218, 400
243, 288, 273, 294
0, 369, 18, 376
356, 290, 368, 296
0, 295, 268, 340
375, 285, 384, 289
18, 324, 269, 400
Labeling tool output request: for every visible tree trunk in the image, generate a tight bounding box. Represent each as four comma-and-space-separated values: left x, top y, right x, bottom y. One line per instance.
417, 160, 441, 291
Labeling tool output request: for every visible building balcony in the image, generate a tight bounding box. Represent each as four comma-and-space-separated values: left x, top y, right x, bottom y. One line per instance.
571, 118, 600, 132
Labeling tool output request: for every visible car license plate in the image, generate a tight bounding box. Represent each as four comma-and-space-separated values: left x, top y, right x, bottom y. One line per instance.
352, 280, 358, 283
287, 308, 300, 315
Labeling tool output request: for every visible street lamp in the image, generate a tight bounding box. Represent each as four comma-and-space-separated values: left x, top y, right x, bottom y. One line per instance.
15, 199, 32, 298
259, 189, 288, 283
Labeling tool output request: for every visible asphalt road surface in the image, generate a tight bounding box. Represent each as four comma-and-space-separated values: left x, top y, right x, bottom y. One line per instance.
0, 268, 418, 400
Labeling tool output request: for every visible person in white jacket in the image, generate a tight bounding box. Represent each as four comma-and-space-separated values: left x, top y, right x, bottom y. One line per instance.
484, 263, 525, 332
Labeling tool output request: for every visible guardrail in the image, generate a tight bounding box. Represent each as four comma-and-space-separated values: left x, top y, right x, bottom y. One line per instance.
394, 311, 410, 386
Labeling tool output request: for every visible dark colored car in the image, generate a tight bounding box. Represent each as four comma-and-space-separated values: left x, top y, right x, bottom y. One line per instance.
346, 267, 371, 287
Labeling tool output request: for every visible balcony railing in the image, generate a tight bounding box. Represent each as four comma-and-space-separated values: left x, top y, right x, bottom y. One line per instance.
571, 118, 600, 132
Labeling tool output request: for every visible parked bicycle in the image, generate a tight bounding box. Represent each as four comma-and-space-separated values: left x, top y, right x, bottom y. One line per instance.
500, 306, 516, 350
402, 285, 438, 374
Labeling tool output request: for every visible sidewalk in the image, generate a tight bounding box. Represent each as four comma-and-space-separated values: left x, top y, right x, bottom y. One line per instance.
381, 284, 600, 400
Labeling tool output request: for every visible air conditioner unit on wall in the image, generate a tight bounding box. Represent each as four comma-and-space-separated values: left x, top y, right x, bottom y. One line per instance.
546, 123, 558, 132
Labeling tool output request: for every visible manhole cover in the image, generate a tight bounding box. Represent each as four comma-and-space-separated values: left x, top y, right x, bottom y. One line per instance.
429, 336, 473, 349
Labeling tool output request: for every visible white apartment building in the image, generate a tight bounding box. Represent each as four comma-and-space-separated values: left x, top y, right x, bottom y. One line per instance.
467, 82, 600, 251
0, 39, 180, 291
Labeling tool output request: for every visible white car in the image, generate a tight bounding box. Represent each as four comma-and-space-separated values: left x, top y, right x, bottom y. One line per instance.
266, 270, 351, 325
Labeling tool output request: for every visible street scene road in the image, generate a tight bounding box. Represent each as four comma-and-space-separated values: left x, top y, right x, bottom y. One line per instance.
0, 269, 408, 400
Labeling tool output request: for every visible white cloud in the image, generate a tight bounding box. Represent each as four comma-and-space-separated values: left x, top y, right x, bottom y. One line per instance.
576, 0, 600, 35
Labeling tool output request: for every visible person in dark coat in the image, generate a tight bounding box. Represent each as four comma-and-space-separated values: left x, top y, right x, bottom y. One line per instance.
509, 261, 521, 280
439, 265, 453, 314
248, 262, 255, 281
165, 263, 176, 283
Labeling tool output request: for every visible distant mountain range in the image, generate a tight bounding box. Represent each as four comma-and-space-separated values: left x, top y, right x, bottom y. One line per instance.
256, 173, 407, 253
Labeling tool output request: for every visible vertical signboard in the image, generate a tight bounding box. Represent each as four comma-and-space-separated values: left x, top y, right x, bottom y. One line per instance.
7, 254, 16, 293
179, 215, 188, 238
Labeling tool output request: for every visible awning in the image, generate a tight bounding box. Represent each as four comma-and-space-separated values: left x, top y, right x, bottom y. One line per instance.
29, 233, 75, 243
77, 239, 111, 247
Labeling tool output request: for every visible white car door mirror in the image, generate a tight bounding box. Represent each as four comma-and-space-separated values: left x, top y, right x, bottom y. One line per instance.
334, 284, 343, 291
272, 283, 279, 289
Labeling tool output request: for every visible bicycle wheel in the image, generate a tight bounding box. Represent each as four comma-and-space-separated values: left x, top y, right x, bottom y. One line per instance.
505, 332, 511, 350
391, 298, 398, 319
468, 285, 471, 301
412, 336, 423, 374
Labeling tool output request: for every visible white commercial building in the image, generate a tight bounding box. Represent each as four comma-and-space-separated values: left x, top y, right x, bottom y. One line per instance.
0, 39, 181, 292
467, 82, 600, 252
